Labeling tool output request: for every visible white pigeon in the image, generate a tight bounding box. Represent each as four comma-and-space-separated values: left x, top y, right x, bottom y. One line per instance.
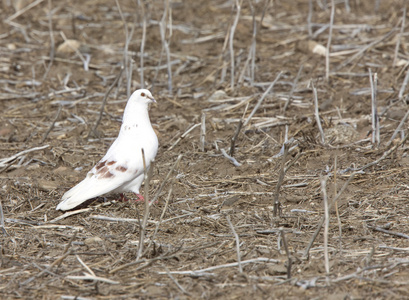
56, 89, 158, 211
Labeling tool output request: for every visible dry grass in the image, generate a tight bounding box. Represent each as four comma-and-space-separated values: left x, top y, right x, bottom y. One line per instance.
1, 0, 409, 299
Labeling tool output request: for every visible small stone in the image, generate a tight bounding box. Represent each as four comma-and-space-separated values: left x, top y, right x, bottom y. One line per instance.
37, 179, 59, 191
57, 39, 82, 54
84, 237, 103, 246
208, 90, 228, 101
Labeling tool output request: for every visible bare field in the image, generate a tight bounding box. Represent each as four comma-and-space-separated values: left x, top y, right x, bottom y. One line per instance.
1, 0, 409, 299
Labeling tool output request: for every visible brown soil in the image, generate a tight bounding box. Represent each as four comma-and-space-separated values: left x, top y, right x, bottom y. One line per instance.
1, 0, 409, 299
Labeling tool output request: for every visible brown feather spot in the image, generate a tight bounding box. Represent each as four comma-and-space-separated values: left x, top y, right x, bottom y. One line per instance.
96, 166, 115, 179
95, 160, 106, 170
100, 171, 114, 178
116, 165, 127, 172
98, 166, 108, 174
107, 161, 116, 166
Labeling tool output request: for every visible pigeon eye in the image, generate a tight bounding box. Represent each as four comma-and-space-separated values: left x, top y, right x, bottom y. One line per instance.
141, 92, 146, 97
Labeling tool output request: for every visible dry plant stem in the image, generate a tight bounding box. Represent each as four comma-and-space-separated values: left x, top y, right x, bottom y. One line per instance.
244, 71, 283, 127
128, 59, 134, 97
386, 108, 409, 147
248, 0, 269, 85
200, 112, 206, 152
21, 250, 72, 285
5, 0, 44, 23
159, 257, 278, 275
363, 245, 375, 267
249, 28, 256, 85
360, 134, 407, 171
59, 31, 89, 71
237, 43, 252, 86
221, 148, 241, 167
147, 158, 180, 246
393, 6, 406, 67
283, 65, 303, 113
109, 254, 176, 274
334, 156, 342, 252
219, 28, 230, 84
137, 148, 153, 260
229, 0, 243, 90
273, 141, 290, 218
236, 3, 256, 86
344, 0, 350, 13
367, 225, 409, 239
226, 215, 243, 273
168, 123, 200, 151
43, 0, 54, 81
229, 119, 243, 156
67, 273, 119, 285
62, 231, 78, 255
325, 0, 335, 81
284, 150, 303, 171
321, 176, 330, 274
0, 200, 7, 236
303, 172, 356, 260
330, 261, 409, 283
229, 103, 249, 157
116, 0, 132, 98
369, 69, 380, 146
90, 215, 154, 223
150, 185, 173, 241
307, 0, 313, 37
139, 1, 147, 88
334, 29, 396, 72
398, 67, 409, 101
49, 207, 102, 223
312, 81, 325, 144
159, 0, 173, 94
150, 154, 182, 204
127, 26, 136, 97
41, 105, 62, 143
379, 245, 409, 251
90, 66, 124, 136
280, 229, 292, 279
0, 144, 50, 172
76, 254, 95, 276
164, 266, 189, 295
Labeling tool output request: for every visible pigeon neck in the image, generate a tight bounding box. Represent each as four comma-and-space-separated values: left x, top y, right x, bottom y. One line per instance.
122, 102, 150, 127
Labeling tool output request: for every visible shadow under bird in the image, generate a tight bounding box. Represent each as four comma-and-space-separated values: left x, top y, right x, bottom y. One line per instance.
56, 89, 158, 211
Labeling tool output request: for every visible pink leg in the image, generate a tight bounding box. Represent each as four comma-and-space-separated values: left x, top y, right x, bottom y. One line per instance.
118, 193, 151, 203
134, 193, 157, 204
135, 193, 145, 202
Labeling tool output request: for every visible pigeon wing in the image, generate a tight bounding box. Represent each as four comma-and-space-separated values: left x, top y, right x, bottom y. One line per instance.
56, 158, 138, 211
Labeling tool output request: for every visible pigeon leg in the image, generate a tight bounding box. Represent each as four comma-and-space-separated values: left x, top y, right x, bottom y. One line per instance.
119, 193, 145, 202
129, 193, 158, 204
135, 193, 145, 202
137, 193, 159, 204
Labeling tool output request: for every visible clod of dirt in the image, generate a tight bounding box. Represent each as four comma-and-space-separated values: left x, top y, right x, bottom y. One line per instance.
296, 40, 327, 56
84, 236, 104, 246
56, 39, 90, 56
324, 124, 358, 144
208, 90, 228, 101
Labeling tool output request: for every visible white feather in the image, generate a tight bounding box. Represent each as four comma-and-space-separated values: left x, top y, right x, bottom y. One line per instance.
56, 89, 158, 211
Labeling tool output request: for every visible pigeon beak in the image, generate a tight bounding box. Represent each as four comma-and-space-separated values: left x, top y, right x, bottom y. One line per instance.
147, 95, 157, 104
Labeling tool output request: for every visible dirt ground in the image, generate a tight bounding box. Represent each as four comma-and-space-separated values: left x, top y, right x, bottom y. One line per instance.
1, 0, 409, 299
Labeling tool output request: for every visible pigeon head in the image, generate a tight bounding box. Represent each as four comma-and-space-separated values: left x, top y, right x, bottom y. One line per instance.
132, 89, 156, 105
122, 89, 156, 125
